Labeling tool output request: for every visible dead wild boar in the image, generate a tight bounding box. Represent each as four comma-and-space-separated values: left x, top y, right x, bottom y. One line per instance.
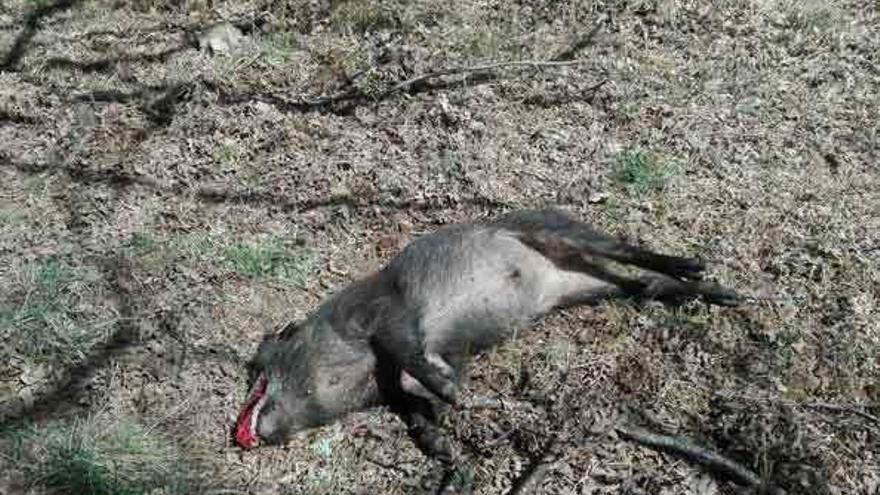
234, 208, 741, 456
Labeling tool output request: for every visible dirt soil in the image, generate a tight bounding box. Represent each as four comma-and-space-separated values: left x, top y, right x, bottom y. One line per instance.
1, 1, 878, 494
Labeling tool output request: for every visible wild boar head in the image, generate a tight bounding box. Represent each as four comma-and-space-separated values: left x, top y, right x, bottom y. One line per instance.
234, 318, 380, 449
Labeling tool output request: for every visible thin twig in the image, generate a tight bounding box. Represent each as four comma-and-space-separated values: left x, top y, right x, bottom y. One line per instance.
364, 455, 412, 474
377, 59, 584, 99
231, 52, 262, 73
740, 294, 808, 305
722, 393, 880, 425
616, 425, 786, 495
802, 402, 880, 424
133, 56, 589, 115
461, 394, 538, 412
266, 87, 361, 110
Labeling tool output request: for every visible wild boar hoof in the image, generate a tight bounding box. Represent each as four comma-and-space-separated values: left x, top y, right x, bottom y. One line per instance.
412, 428, 456, 462
439, 382, 461, 407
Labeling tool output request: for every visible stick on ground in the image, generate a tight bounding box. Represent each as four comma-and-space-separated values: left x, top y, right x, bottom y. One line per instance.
377, 59, 584, 99
616, 425, 786, 495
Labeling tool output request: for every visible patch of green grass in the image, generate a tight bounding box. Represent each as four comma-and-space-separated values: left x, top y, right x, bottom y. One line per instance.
735, 97, 763, 116
463, 20, 519, 58
448, 464, 475, 491
427, 150, 466, 184
24, 175, 49, 198
132, 232, 218, 276
599, 196, 626, 223
127, 232, 156, 253
0, 424, 38, 462
32, 260, 82, 294
330, 1, 402, 33
329, 0, 452, 35
612, 149, 681, 197
309, 431, 342, 459
777, 0, 840, 33
41, 433, 116, 495
0, 260, 102, 366
613, 102, 640, 122
21, 417, 188, 495
0, 208, 26, 225
538, 338, 576, 372
297, 430, 362, 495
259, 31, 300, 62
211, 142, 239, 168
129, 232, 316, 287
169, 234, 216, 260
223, 241, 314, 284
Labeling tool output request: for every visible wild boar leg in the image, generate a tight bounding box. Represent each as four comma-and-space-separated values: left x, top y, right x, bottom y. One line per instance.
498, 208, 706, 280
401, 402, 457, 462
631, 274, 742, 306
401, 353, 457, 401
376, 349, 458, 461
374, 315, 461, 406
557, 266, 741, 308
398, 355, 459, 405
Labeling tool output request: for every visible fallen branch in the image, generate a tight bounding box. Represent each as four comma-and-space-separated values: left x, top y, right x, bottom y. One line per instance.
739, 293, 808, 305
378, 59, 584, 99
802, 402, 880, 425
461, 394, 540, 412
248, 59, 587, 112
616, 425, 786, 495
720, 393, 880, 426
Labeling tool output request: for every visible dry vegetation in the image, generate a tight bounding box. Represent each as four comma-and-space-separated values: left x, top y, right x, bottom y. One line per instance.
1, 0, 878, 493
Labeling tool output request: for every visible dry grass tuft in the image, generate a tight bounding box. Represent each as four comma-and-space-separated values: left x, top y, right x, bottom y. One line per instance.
1, 412, 189, 494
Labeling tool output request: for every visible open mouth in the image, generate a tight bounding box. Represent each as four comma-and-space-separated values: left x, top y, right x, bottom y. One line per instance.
234, 372, 268, 449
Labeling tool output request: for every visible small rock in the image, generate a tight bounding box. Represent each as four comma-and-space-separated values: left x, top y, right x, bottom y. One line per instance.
588, 191, 608, 204
251, 100, 276, 116
330, 184, 352, 198
198, 22, 244, 55
19, 364, 48, 385
468, 119, 486, 134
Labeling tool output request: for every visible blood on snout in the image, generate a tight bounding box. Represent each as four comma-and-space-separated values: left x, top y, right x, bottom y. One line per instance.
235, 373, 268, 449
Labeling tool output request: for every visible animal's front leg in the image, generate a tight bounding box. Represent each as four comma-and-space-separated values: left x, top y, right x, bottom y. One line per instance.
400, 353, 458, 400
374, 316, 461, 406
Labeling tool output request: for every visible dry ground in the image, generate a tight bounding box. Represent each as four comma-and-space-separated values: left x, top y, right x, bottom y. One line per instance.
1, 0, 878, 494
